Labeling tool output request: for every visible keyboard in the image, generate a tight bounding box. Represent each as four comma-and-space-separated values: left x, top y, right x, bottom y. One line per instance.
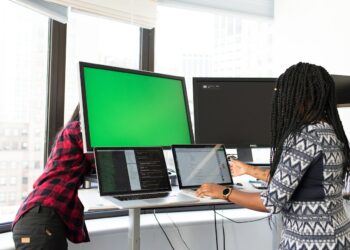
114, 192, 170, 201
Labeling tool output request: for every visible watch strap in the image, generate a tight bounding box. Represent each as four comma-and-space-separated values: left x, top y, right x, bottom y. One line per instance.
223, 187, 233, 200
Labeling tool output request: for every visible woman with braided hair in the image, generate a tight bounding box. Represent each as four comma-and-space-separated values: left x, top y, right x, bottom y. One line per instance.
196, 62, 350, 249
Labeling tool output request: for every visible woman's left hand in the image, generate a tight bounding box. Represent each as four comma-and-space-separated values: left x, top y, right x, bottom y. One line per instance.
195, 183, 226, 199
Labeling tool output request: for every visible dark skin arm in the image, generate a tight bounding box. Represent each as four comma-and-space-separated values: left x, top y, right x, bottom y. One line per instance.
195, 159, 270, 212
195, 183, 268, 213
230, 159, 270, 182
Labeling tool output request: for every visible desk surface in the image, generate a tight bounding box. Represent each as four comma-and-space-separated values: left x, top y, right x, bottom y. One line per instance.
79, 175, 262, 211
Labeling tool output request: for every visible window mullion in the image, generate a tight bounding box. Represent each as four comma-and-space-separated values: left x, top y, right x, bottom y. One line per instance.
45, 19, 67, 163
139, 28, 155, 71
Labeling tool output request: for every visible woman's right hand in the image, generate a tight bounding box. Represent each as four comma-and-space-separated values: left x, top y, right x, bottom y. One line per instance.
229, 160, 250, 177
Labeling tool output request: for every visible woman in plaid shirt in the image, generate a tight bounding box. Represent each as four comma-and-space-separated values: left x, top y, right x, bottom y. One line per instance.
12, 105, 95, 249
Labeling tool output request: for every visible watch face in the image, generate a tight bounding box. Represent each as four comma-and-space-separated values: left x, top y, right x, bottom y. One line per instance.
223, 188, 230, 195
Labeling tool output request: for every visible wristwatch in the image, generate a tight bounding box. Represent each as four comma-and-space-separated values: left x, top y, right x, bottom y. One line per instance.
222, 187, 232, 200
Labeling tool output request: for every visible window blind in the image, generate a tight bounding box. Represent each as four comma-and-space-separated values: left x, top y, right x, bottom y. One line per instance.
45, 0, 157, 28
10, 0, 69, 23
158, 0, 274, 18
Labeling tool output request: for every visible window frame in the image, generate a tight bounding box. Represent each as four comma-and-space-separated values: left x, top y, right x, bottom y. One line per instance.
45, 20, 66, 161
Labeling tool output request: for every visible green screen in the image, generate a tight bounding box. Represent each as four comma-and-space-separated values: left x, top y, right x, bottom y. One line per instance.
82, 66, 192, 149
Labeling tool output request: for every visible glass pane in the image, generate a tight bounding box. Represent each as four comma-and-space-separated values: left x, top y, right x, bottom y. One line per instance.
0, 1, 49, 223
65, 11, 140, 122
338, 107, 350, 140
155, 6, 273, 123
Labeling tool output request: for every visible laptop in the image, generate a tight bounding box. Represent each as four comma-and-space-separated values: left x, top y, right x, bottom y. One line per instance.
94, 147, 198, 209
172, 144, 234, 197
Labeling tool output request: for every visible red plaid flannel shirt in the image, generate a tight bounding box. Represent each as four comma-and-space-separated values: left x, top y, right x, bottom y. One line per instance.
12, 121, 95, 243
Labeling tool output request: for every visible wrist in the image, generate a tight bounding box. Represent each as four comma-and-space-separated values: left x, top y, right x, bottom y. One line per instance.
222, 187, 233, 200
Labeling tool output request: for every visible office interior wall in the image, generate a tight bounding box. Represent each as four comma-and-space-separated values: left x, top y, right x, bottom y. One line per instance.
273, 0, 350, 76
273, 0, 350, 138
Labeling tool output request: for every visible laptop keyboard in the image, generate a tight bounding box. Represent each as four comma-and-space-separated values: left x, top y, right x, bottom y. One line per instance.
115, 192, 170, 201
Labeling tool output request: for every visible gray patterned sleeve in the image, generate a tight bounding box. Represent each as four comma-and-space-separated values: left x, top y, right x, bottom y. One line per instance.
260, 128, 321, 213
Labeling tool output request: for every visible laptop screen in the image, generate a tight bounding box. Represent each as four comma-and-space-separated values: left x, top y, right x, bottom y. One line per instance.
172, 144, 233, 189
94, 147, 171, 196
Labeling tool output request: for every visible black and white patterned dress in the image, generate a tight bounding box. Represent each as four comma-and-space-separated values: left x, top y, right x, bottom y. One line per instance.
260, 122, 350, 250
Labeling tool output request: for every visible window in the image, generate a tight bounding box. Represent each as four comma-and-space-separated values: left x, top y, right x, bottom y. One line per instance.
338, 107, 350, 140
0, 1, 48, 224
155, 5, 273, 164
34, 144, 41, 151
22, 177, 28, 185
34, 161, 41, 169
64, 11, 140, 122
23, 161, 29, 169
155, 5, 273, 123
0, 193, 5, 202
10, 177, 17, 185
21, 142, 28, 150
9, 193, 16, 202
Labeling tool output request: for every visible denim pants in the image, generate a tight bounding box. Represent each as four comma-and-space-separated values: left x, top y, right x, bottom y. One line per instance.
12, 206, 67, 250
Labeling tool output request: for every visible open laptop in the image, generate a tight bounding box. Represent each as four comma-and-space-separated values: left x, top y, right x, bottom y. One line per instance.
94, 147, 198, 209
172, 144, 233, 197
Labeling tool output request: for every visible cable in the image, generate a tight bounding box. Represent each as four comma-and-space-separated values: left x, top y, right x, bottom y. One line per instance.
166, 214, 191, 250
213, 206, 219, 250
216, 210, 272, 250
215, 210, 272, 224
153, 210, 175, 250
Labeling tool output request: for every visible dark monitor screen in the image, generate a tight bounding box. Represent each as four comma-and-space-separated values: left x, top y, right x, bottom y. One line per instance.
332, 75, 350, 105
94, 147, 170, 196
79, 62, 193, 152
193, 77, 276, 148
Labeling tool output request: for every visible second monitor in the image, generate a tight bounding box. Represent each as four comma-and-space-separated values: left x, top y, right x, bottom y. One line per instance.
193, 77, 276, 161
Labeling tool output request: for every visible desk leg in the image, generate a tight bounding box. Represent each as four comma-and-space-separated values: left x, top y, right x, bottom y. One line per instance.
129, 208, 141, 250
272, 213, 282, 250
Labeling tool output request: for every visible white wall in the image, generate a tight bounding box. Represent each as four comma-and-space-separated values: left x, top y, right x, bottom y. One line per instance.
273, 0, 350, 75
272, 0, 350, 134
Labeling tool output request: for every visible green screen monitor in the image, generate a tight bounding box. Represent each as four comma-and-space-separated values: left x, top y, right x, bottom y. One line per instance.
79, 62, 193, 152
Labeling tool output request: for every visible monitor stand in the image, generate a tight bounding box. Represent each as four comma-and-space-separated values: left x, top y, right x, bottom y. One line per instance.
236, 148, 253, 163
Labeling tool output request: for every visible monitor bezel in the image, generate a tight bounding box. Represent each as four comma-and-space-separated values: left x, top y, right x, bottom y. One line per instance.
192, 77, 276, 149
79, 61, 194, 152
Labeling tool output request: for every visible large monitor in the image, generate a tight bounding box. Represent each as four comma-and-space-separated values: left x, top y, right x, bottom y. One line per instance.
79, 62, 193, 152
193, 77, 276, 161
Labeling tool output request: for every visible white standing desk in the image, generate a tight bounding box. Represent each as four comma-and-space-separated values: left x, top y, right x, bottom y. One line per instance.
104, 189, 233, 250
79, 176, 267, 250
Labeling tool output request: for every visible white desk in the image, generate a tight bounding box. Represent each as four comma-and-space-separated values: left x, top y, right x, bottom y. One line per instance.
79, 176, 263, 250
81, 189, 231, 250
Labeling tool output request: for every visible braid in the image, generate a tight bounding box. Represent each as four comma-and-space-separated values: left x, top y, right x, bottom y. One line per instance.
269, 62, 350, 181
